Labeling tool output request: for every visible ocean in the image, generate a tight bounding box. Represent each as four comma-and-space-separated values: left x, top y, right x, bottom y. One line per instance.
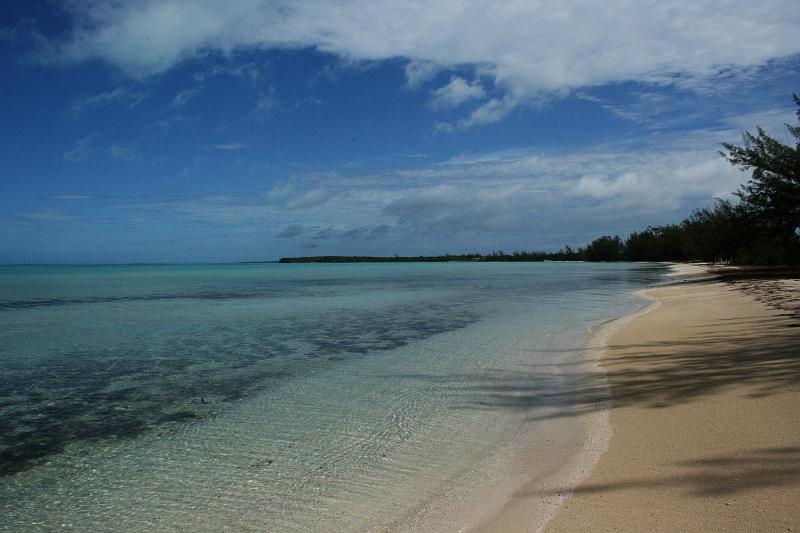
0, 262, 666, 531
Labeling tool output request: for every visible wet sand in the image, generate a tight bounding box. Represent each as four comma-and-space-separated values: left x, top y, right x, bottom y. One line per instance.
474, 266, 800, 532
544, 275, 800, 531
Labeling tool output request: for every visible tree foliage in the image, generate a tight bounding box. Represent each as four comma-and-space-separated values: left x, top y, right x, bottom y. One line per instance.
575, 99, 800, 266
592, 95, 800, 265
721, 94, 800, 240
585, 235, 624, 261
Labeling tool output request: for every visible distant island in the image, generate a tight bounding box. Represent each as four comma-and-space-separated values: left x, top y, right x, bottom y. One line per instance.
279, 252, 572, 263
280, 255, 469, 263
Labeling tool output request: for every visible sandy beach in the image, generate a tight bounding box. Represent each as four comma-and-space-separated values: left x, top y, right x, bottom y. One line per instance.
545, 270, 800, 531
475, 266, 800, 532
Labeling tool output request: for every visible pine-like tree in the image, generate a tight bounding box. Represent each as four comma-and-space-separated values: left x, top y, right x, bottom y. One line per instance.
721, 95, 800, 241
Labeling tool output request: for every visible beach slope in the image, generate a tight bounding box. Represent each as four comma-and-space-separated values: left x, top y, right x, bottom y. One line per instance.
546, 281, 800, 531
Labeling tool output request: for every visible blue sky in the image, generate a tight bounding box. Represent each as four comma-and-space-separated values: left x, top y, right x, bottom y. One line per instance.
1, 1, 799, 263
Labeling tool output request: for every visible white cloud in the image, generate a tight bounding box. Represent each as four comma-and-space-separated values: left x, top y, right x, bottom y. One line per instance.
286, 188, 334, 209
172, 62, 262, 107
46, 1, 800, 128
266, 183, 336, 209
193, 62, 261, 83
172, 86, 201, 107
376, 108, 800, 235
384, 183, 534, 232
720, 107, 798, 137
404, 60, 438, 87
449, 96, 519, 130
569, 157, 737, 209
71, 86, 147, 115
429, 76, 484, 109
66, 106, 793, 252
115, 112, 785, 245
214, 143, 249, 150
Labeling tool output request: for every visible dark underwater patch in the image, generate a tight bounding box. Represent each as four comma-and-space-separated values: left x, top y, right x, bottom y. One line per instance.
0, 300, 477, 476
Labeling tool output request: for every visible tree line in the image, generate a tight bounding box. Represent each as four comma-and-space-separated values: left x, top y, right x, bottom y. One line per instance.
281, 96, 799, 266
573, 95, 799, 264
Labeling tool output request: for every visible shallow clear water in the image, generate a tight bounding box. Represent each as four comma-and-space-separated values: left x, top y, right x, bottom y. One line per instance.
0, 262, 665, 531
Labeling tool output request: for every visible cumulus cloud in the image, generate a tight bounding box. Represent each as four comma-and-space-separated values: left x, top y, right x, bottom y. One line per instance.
377, 110, 792, 236
429, 76, 485, 109
569, 157, 737, 209
44, 1, 800, 126
58, 106, 795, 252
464, 97, 519, 126
404, 60, 438, 88
437, 96, 521, 131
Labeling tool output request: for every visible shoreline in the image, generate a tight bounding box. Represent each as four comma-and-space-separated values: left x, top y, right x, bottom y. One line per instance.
472, 272, 666, 532
544, 266, 800, 531
474, 262, 800, 531
396, 294, 652, 532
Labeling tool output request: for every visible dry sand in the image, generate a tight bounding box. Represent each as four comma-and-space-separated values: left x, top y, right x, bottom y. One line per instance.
545, 279, 800, 532
475, 271, 800, 532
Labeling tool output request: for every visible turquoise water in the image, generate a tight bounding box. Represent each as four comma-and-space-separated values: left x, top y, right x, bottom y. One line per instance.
0, 262, 665, 531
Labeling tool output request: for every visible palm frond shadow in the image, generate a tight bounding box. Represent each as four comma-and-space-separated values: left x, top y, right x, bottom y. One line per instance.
394, 313, 799, 422
536, 446, 800, 498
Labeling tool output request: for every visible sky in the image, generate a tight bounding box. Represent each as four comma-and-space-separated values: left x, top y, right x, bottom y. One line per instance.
1, 1, 799, 263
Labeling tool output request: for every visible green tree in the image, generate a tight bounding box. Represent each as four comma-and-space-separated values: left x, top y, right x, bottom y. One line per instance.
624, 225, 688, 261
721, 95, 800, 243
585, 235, 624, 261
681, 200, 750, 263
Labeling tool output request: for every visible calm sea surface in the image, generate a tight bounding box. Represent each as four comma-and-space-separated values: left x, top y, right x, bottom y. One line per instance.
0, 262, 665, 531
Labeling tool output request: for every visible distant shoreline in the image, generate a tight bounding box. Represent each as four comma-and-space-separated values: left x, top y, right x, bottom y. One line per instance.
278, 254, 582, 263
279, 255, 485, 263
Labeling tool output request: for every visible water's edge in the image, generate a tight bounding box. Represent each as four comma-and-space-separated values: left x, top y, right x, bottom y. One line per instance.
537, 293, 662, 532
0, 262, 669, 531
391, 273, 670, 532
528, 270, 676, 532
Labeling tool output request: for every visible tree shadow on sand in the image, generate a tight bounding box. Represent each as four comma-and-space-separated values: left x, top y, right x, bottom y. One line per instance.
393, 311, 799, 421
388, 307, 800, 495
531, 446, 800, 498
